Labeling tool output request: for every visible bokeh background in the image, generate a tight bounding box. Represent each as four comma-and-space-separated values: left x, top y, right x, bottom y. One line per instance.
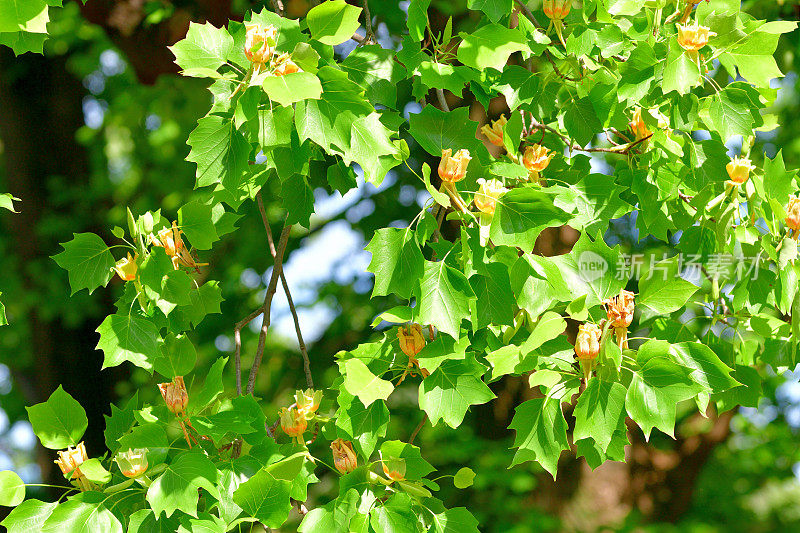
1, 1, 799, 531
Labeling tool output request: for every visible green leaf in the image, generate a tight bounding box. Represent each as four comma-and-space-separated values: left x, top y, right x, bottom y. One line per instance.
573, 380, 626, 453
153, 334, 197, 379
549, 232, 625, 306
104, 392, 138, 452
335, 390, 389, 458
41, 494, 122, 533
340, 45, 405, 108
509, 397, 569, 478
489, 187, 573, 251
0, 0, 47, 33
0, 192, 19, 212
52, 233, 114, 295
552, 176, 632, 235
763, 149, 797, 205
563, 97, 602, 147
706, 85, 760, 142
467, 0, 512, 22
233, 468, 292, 527
415, 260, 474, 338
117, 423, 169, 465
294, 66, 373, 157
365, 227, 424, 299
298, 490, 358, 533
727, 28, 790, 87
169, 22, 233, 75
469, 263, 515, 327
347, 112, 399, 186
457, 24, 530, 71
453, 467, 475, 489
370, 494, 418, 533
178, 201, 218, 250
0, 297, 6, 327
419, 358, 495, 428
262, 72, 323, 107
95, 313, 161, 371
407, 102, 489, 177
0, 470, 24, 506
380, 440, 435, 479
625, 356, 703, 439
407, 0, 431, 41
342, 358, 394, 407
78, 458, 111, 484
26, 385, 87, 449
431, 507, 480, 533
494, 66, 539, 111
662, 38, 700, 95
147, 450, 220, 519
280, 174, 314, 228
192, 356, 228, 410
520, 311, 567, 354
306, 0, 362, 45
186, 114, 251, 193
1, 499, 57, 533
637, 257, 699, 321
127, 509, 181, 533
257, 106, 293, 150
670, 342, 740, 393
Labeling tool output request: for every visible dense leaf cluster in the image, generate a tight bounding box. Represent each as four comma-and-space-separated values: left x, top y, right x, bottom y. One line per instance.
0, 0, 798, 531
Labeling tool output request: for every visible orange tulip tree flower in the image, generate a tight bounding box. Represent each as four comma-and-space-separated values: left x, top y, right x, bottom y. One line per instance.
474, 178, 507, 215
331, 438, 358, 474
480, 115, 507, 147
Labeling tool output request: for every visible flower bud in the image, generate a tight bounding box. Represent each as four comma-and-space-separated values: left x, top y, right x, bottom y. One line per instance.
522, 144, 554, 179
331, 438, 357, 474
397, 324, 426, 358
474, 178, 508, 215
438, 149, 471, 183
726, 156, 755, 185
273, 53, 301, 76
480, 115, 507, 147
116, 448, 149, 478
543, 0, 571, 20
295, 388, 322, 416
604, 289, 635, 328
381, 456, 407, 482
280, 406, 307, 438
575, 323, 601, 361
676, 23, 715, 52
113, 252, 138, 282
786, 197, 800, 235
55, 442, 88, 480
629, 108, 652, 142
158, 376, 189, 416
245, 23, 278, 65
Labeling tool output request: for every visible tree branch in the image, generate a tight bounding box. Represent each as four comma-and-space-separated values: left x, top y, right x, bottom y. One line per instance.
435, 88, 450, 112
234, 306, 267, 395
514, 1, 580, 82
361, 0, 375, 45
245, 218, 292, 395
257, 193, 314, 389
409, 414, 428, 444
271, 0, 285, 16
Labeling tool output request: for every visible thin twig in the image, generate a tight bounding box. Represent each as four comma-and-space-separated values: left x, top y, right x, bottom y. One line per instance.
246, 218, 292, 395
257, 193, 314, 389
235, 306, 268, 395
270, 0, 284, 17
409, 414, 428, 444
435, 88, 450, 112
361, 0, 375, 45
528, 114, 653, 155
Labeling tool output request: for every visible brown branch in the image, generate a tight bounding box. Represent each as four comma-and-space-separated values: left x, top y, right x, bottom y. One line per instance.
527, 114, 653, 155
257, 193, 314, 389
245, 218, 292, 395
435, 88, 450, 112
234, 306, 267, 395
271, 0, 285, 16
361, 0, 375, 45
409, 414, 428, 444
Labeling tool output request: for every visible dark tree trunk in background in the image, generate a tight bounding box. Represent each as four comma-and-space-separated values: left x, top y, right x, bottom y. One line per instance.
0, 49, 119, 490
